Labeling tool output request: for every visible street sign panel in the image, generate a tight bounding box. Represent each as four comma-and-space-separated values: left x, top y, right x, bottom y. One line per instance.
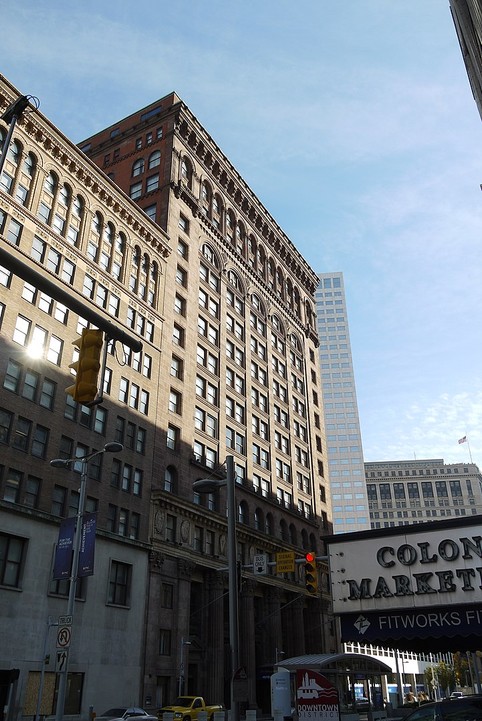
56, 649, 69, 672
253, 553, 268, 575
58, 615, 72, 626
56, 625, 72, 649
276, 551, 295, 573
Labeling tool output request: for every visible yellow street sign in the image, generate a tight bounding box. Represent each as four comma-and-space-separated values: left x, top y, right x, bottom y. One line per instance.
276, 551, 295, 573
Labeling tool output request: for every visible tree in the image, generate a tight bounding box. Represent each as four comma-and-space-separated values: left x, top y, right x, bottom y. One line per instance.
425, 662, 456, 698
453, 652, 470, 688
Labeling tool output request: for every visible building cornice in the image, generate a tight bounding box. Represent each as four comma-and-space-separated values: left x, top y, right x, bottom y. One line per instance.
0, 76, 171, 259
172, 104, 319, 295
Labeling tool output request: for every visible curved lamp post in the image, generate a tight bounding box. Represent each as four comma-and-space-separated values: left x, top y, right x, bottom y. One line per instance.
193, 455, 239, 721
50, 442, 123, 721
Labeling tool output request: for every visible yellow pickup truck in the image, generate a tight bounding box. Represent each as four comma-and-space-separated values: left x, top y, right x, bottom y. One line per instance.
159, 697, 223, 721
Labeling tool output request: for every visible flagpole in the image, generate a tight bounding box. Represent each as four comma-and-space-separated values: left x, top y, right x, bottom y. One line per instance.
459, 435, 473, 464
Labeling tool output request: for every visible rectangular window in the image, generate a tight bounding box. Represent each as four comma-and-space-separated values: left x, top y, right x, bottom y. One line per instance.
0, 532, 26, 587
167, 425, 179, 450
6, 218, 22, 246
3, 469, 22, 503
130, 182, 142, 200
159, 629, 171, 655
108, 560, 131, 606
146, 174, 159, 192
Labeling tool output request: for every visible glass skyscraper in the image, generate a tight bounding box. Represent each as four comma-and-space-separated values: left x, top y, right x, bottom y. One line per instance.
315, 272, 370, 532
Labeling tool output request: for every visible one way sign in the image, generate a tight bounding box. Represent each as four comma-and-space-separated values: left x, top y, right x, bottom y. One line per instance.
253, 553, 267, 575
56, 650, 68, 672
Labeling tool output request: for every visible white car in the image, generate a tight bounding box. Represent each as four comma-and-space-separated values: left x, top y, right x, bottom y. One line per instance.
96, 708, 158, 721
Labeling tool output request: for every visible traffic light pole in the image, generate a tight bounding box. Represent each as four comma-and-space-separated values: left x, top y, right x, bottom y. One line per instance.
50, 443, 123, 721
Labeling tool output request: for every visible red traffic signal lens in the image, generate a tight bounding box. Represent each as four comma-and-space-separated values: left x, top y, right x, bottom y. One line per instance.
305, 552, 315, 563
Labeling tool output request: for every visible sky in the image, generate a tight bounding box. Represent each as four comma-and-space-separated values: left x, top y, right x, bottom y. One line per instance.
2, 1, 482, 465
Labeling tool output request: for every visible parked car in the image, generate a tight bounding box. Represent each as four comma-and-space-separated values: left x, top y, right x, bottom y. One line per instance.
355, 698, 370, 712
158, 697, 224, 721
96, 708, 158, 721
450, 692, 464, 699
404, 695, 482, 721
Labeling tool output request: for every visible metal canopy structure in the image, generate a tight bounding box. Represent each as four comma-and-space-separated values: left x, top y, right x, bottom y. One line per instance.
276, 652, 392, 675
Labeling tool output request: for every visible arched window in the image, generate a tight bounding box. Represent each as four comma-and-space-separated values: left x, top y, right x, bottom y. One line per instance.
58, 183, 71, 207
290, 333, 302, 353
212, 193, 223, 230
164, 466, 177, 492
238, 501, 249, 525
289, 523, 297, 546
268, 258, 276, 290
91, 211, 102, 235
65, 194, 84, 247
226, 209, 235, 244
111, 232, 126, 281
88, 212, 103, 262
301, 529, 309, 550
23, 152, 36, 177
257, 246, 266, 280
148, 150, 161, 169
115, 231, 125, 254
227, 269, 242, 290
305, 300, 315, 329
272, 314, 285, 336
254, 508, 264, 532
248, 235, 256, 268
280, 519, 289, 542
132, 158, 145, 177
265, 513, 274, 536
104, 222, 114, 245
148, 260, 159, 307
7, 140, 21, 165
201, 243, 219, 269
44, 171, 58, 195
251, 294, 264, 314
201, 180, 212, 218
293, 287, 301, 316
180, 157, 192, 188
276, 267, 284, 299
235, 222, 246, 258
73, 195, 84, 218
286, 278, 294, 310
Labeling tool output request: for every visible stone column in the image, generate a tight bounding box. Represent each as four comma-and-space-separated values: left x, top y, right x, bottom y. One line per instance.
304, 597, 323, 653
177, 558, 195, 693
240, 579, 257, 708
204, 570, 225, 702
287, 596, 306, 657
261, 587, 282, 666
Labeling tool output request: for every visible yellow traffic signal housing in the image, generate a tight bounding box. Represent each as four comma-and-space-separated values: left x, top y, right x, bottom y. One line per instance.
304, 551, 318, 595
66, 329, 103, 404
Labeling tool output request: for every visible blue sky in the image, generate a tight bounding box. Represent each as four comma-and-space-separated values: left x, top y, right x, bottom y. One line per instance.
2, 1, 482, 465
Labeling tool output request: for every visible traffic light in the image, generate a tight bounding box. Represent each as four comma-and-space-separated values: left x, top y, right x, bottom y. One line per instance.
304, 551, 318, 595
66, 329, 103, 404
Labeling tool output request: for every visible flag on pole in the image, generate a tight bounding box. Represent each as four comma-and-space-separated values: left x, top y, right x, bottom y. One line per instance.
458, 436, 467, 444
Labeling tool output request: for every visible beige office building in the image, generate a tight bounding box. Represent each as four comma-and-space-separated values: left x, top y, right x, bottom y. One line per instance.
0, 74, 334, 720
365, 458, 482, 528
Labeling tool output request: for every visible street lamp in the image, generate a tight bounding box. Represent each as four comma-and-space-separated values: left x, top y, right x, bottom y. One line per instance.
178, 637, 192, 696
193, 455, 239, 721
50, 441, 123, 721
0, 95, 37, 177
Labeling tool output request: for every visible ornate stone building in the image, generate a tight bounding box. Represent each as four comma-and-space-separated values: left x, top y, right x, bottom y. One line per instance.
0, 74, 334, 721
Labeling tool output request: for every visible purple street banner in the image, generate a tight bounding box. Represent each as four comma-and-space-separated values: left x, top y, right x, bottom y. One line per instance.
78, 512, 97, 577
296, 669, 340, 721
53, 516, 75, 580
